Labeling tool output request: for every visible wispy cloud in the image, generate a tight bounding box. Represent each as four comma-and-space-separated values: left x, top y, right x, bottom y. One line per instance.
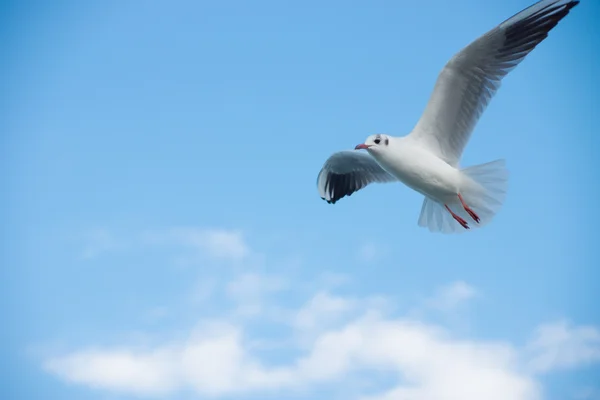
573, 386, 600, 400
142, 227, 250, 263
226, 272, 288, 317
141, 306, 169, 324
526, 320, 600, 374
358, 242, 379, 263
425, 280, 477, 312
187, 277, 218, 305
178, 228, 249, 261
226, 272, 287, 301
293, 291, 356, 332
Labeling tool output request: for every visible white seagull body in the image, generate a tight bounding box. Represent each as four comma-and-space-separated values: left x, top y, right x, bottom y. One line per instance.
317, 0, 579, 234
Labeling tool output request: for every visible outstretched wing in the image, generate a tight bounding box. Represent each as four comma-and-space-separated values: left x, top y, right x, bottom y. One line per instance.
317, 150, 397, 204
409, 0, 579, 166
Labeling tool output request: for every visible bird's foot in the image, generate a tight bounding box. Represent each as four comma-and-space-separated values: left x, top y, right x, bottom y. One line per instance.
458, 193, 480, 224
445, 204, 470, 230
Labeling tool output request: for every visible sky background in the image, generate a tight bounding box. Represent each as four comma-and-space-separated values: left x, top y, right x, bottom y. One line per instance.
2, 0, 599, 399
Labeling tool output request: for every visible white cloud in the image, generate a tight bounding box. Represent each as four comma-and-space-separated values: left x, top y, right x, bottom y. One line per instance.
44, 321, 293, 397
48, 280, 596, 400
526, 320, 600, 374
43, 303, 544, 400
48, 227, 600, 400
42, 293, 600, 400
44, 347, 179, 395
298, 313, 539, 400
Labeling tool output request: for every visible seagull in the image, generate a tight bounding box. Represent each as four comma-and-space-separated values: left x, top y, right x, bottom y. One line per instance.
316, 0, 579, 234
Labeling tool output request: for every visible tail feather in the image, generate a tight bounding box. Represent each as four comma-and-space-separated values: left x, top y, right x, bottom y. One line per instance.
419, 198, 464, 234
418, 159, 509, 234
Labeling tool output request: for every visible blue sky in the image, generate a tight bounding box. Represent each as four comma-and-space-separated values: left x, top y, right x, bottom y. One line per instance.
2, 0, 599, 399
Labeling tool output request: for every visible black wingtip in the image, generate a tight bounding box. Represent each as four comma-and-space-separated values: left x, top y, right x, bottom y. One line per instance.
321, 196, 345, 205
322, 197, 334, 204
559, 0, 579, 13
321, 196, 335, 204
321, 190, 356, 205
563, 0, 580, 13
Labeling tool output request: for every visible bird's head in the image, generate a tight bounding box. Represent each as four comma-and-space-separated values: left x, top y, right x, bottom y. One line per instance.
355, 134, 390, 152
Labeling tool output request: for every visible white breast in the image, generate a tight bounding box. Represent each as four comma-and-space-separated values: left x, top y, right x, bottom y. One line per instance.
370, 138, 462, 203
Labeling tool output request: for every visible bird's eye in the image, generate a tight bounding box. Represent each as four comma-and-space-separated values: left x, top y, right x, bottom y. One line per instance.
374, 138, 381, 144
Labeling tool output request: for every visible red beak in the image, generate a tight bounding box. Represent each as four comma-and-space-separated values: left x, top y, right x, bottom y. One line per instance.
355, 144, 370, 150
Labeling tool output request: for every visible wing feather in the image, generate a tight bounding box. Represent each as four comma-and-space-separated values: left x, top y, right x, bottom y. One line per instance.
409, 0, 579, 166
317, 150, 397, 204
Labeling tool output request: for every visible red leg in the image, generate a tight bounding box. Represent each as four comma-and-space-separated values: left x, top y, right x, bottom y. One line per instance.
445, 204, 470, 229
458, 193, 480, 224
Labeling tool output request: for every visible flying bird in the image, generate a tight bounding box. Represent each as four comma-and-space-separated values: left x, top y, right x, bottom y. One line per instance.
316, 0, 579, 233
